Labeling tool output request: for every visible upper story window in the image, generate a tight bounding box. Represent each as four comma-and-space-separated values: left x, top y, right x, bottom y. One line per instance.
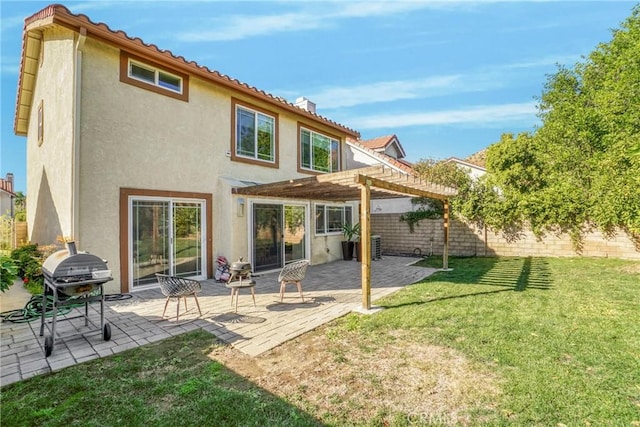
299, 125, 340, 174
129, 61, 182, 93
231, 98, 279, 168
315, 204, 352, 235
120, 52, 189, 102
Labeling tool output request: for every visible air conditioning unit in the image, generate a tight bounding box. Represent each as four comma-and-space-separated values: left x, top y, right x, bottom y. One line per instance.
371, 235, 382, 260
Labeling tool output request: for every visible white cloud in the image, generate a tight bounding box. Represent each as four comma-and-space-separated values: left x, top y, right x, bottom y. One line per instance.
348, 102, 538, 129
293, 70, 506, 109
290, 52, 578, 110
178, 12, 324, 42
305, 75, 462, 109
501, 54, 583, 70
176, 1, 445, 42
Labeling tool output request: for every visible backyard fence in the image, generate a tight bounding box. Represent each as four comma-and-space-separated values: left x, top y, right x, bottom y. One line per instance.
0, 217, 28, 252
371, 213, 640, 261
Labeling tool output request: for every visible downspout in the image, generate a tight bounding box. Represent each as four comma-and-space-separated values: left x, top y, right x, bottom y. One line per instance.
71, 28, 86, 241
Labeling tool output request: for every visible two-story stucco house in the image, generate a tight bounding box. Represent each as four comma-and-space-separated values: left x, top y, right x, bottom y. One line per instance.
14, 4, 367, 293
14, 5, 455, 297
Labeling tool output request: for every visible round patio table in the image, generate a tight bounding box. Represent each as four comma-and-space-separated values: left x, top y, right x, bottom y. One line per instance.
225, 279, 256, 312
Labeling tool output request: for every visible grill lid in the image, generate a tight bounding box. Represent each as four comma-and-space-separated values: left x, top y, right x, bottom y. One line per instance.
42, 247, 109, 280
229, 257, 251, 273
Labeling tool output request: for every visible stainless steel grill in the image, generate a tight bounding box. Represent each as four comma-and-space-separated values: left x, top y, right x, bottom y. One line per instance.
39, 242, 113, 357
228, 257, 252, 283
225, 257, 256, 312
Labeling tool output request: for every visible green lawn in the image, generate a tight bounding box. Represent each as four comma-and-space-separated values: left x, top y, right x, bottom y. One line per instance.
369, 256, 640, 425
1, 256, 639, 426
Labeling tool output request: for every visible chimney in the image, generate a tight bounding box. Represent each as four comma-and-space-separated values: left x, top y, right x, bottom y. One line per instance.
294, 97, 316, 114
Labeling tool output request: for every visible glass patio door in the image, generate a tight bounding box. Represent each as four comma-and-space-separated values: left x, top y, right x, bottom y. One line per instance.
252, 203, 306, 272
253, 204, 283, 272
172, 202, 203, 277
130, 198, 205, 289
284, 205, 306, 263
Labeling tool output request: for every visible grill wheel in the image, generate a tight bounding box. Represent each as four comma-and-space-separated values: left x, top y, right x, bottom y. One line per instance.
103, 323, 111, 341
44, 336, 53, 357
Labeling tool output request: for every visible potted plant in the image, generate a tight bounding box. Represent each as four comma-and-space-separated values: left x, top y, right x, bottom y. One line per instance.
341, 222, 360, 261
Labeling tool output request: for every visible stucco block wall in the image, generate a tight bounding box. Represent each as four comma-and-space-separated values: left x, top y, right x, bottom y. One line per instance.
371, 213, 640, 260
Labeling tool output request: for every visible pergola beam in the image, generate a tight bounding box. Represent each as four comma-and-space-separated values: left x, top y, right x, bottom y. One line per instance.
355, 174, 450, 201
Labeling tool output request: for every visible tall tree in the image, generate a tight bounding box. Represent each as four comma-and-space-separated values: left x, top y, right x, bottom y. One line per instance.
485, 5, 640, 244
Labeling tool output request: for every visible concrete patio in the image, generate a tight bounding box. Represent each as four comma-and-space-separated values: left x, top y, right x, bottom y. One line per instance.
0, 256, 436, 387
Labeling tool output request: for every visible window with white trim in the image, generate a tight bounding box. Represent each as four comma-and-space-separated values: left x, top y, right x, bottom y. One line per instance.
236, 105, 275, 162
128, 59, 183, 94
300, 128, 340, 173
315, 204, 352, 235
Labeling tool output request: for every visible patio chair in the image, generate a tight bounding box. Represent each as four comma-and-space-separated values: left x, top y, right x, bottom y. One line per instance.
155, 273, 202, 321
278, 260, 310, 302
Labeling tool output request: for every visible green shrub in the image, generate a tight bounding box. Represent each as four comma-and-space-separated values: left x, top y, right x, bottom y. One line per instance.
10, 244, 60, 295
0, 256, 18, 292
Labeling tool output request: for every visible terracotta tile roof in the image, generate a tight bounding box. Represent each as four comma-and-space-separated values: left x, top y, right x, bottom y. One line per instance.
358, 134, 407, 160
359, 135, 397, 150
14, 4, 359, 138
347, 138, 415, 175
0, 179, 15, 196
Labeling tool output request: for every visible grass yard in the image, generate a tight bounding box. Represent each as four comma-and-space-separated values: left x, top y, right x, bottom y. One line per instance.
1, 256, 639, 426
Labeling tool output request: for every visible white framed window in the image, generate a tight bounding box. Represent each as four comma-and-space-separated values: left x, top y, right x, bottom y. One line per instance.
236, 106, 275, 162
315, 204, 352, 235
120, 51, 189, 102
128, 59, 183, 94
300, 126, 340, 173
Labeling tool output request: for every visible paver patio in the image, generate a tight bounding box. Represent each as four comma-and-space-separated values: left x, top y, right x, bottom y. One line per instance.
0, 256, 436, 387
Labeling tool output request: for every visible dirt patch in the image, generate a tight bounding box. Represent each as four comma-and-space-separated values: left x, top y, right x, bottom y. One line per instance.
209, 326, 500, 425
618, 263, 640, 274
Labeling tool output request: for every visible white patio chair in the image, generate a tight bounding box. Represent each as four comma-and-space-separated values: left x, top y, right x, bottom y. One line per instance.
155, 273, 202, 321
278, 260, 310, 302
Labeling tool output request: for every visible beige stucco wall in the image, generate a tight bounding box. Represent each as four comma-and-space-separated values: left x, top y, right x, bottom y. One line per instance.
71, 36, 353, 291
27, 27, 76, 245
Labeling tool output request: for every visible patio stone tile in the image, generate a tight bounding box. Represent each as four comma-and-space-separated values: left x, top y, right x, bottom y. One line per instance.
0, 256, 434, 386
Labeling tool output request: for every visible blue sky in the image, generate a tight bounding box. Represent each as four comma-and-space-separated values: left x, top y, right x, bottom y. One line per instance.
1, 0, 637, 193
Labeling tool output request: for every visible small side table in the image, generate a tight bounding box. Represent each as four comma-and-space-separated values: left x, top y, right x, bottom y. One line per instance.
225, 278, 256, 312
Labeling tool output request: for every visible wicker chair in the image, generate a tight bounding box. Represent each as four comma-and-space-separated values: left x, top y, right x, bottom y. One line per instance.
155, 274, 202, 321
278, 260, 310, 302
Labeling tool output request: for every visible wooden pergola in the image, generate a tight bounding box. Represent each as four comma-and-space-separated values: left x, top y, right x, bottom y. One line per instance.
233, 165, 457, 310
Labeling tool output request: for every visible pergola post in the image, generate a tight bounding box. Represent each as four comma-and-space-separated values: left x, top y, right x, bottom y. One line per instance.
360, 179, 371, 310
443, 198, 449, 270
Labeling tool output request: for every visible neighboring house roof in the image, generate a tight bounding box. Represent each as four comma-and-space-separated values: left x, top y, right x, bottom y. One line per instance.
358, 134, 406, 159
14, 4, 359, 138
347, 138, 415, 175
445, 156, 487, 172
465, 149, 487, 168
0, 177, 15, 197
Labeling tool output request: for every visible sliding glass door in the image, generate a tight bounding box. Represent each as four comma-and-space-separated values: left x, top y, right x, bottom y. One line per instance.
284, 205, 305, 263
130, 198, 205, 289
253, 203, 306, 272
